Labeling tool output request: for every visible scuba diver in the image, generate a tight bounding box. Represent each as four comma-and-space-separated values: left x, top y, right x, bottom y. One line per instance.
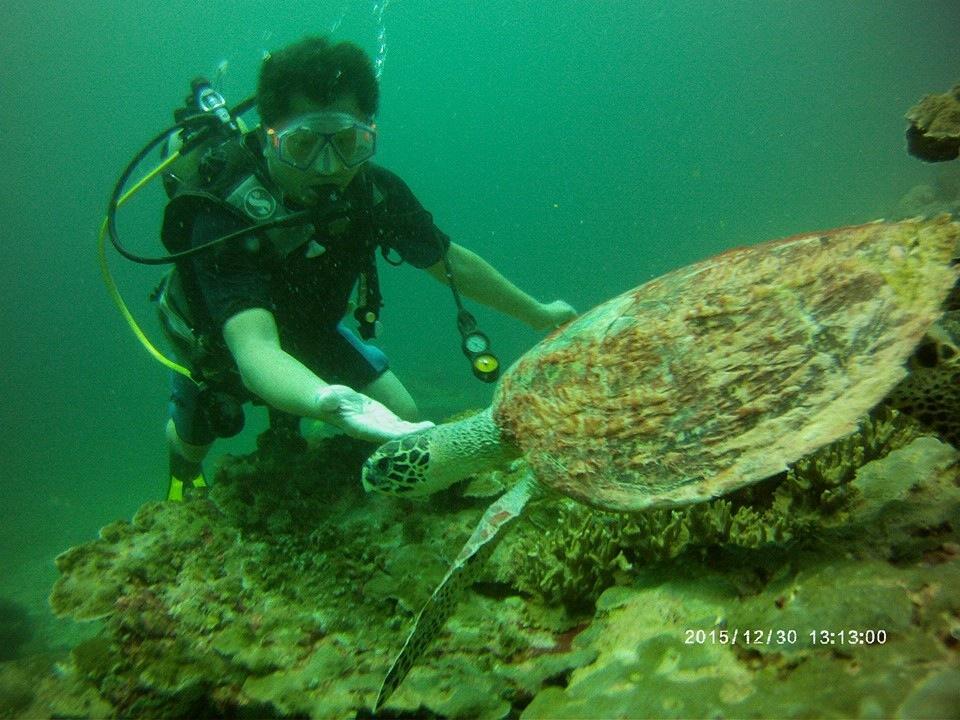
147, 36, 576, 500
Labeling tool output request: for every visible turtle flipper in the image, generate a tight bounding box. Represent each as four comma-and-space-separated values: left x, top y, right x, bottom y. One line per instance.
374, 475, 540, 711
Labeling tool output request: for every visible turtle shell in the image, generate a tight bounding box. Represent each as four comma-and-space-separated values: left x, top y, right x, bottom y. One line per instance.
492, 216, 959, 512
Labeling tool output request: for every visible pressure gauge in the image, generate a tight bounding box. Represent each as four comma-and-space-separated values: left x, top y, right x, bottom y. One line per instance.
471, 353, 500, 382
461, 331, 499, 382
463, 331, 491, 355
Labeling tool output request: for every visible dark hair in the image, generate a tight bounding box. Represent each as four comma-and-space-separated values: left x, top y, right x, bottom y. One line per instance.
257, 36, 379, 126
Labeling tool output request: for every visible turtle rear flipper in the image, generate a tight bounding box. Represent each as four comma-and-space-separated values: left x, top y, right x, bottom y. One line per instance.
374, 475, 540, 711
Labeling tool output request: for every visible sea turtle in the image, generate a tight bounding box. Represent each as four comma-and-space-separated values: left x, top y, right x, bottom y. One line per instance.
362, 215, 959, 710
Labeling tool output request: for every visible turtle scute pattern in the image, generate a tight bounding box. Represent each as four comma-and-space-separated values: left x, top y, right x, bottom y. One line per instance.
367, 433, 432, 493
492, 217, 959, 513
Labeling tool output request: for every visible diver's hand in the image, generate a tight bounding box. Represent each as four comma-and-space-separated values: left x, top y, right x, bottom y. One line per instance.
314, 385, 434, 443
530, 300, 578, 332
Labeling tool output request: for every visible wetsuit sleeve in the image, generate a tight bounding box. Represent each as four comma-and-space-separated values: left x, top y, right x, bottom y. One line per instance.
186, 207, 274, 330
372, 168, 451, 268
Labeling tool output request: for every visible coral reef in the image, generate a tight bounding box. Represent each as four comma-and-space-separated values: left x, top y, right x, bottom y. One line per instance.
893, 165, 960, 219
499, 408, 923, 608
523, 436, 960, 719
30, 412, 960, 719
906, 83, 960, 162
0, 598, 34, 662
42, 433, 519, 718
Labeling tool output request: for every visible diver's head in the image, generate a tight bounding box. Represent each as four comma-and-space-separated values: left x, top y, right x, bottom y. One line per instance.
257, 36, 379, 202
262, 94, 376, 202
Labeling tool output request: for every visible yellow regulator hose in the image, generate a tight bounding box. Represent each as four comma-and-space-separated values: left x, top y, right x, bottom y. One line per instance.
97, 150, 195, 380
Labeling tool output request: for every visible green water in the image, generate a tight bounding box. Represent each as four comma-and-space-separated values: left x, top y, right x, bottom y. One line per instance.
0, 0, 957, 649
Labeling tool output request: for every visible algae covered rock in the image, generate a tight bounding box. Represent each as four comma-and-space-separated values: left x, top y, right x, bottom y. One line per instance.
46, 436, 397, 717
41, 406, 960, 718
50, 500, 225, 621
522, 435, 960, 719
44, 434, 541, 718
906, 83, 960, 162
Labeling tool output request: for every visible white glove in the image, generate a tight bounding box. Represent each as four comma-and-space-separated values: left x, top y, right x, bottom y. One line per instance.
314, 385, 434, 443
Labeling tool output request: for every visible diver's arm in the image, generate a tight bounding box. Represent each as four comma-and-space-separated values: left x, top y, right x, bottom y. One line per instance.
223, 308, 330, 416
222, 308, 431, 441
426, 242, 577, 331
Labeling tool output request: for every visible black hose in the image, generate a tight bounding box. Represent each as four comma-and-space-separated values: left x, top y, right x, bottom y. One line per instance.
105, 109, 333, 266
106, 114, 221, 265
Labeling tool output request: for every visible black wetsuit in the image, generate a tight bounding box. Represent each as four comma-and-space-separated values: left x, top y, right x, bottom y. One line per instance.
168, 161, 450, 445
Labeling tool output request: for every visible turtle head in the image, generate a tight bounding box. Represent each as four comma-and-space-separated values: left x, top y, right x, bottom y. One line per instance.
362, 429, 438, 497
362, 408, 516, 497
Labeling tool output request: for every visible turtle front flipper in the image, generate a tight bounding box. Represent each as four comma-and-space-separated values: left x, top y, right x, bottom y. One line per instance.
374, 475, 540, 711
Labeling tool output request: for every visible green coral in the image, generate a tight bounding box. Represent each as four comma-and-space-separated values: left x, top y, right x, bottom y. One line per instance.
43, 431, 520, 718
522, 436, 960, 719
39, 409, 959, 719
502, 408, 924, 607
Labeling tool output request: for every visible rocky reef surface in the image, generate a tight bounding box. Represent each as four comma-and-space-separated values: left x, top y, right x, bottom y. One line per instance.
893, 164, 960, 221
3, 410, 959, 719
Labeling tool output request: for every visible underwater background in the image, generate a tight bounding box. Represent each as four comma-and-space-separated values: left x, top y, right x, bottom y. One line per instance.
2, 0, 960, 715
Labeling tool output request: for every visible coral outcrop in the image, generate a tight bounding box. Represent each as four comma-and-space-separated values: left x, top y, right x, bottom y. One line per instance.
893, 165, 960, 219
523, 436, 960, 719
26, 414, 960, 718
906, 83, 960, 162
499, 408, 922, 608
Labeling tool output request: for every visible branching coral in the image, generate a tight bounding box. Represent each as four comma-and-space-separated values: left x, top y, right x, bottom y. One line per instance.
502, 408, 925, 607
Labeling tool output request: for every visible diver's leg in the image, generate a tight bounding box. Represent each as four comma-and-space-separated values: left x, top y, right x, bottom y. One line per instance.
166, 375, 213, 501
165, 421, 212, 501
330, 322, 421, 421
166, 417, 211, 463
361, 370, 420, 421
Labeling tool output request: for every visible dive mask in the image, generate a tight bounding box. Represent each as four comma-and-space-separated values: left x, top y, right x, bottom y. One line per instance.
266, 112, 376, 172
